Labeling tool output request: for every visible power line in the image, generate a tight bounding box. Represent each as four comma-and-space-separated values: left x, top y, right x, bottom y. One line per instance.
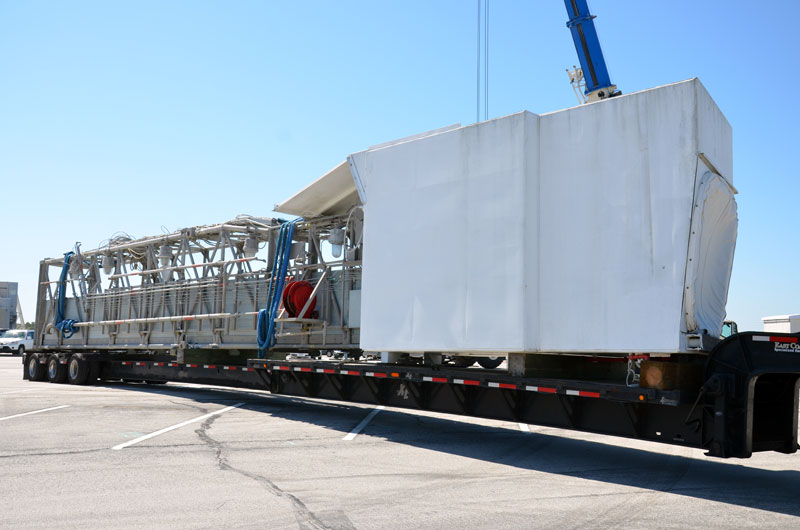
476, 0, 489, 123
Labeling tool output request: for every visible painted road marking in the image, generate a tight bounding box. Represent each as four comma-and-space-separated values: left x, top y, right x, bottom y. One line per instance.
0, 405, 70, 422
1, 388, 40, 395
342, 406, 385, 441
111, 403, 244, 450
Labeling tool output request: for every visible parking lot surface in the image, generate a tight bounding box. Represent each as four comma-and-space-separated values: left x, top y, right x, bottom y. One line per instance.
1, 355, 799, 529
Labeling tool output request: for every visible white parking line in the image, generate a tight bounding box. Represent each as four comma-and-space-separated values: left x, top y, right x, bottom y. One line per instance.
0, 405, 70, 421
111, 402, 244, 450
343, 406, 385, 441
1, 388, 39, 395
519, 423, 531, 433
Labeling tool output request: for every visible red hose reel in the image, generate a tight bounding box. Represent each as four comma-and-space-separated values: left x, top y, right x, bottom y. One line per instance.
282, 280, 316, 318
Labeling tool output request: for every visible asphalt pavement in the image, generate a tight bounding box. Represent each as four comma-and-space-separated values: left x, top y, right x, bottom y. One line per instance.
1, 354, 799, 529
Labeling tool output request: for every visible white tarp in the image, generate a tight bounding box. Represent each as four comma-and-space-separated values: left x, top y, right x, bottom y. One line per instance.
348, 78, 737, 354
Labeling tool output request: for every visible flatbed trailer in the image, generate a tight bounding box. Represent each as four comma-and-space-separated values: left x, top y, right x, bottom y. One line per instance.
22, 330, 800, 459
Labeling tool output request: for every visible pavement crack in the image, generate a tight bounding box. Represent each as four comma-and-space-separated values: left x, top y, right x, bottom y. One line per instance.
0, 447, 108, 459
195, 414, 334, 530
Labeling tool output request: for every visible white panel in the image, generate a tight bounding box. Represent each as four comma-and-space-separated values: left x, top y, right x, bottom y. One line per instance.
537, 80, 698, 352
695, 79, 734, 184
275, 161, 359, 217
356, 112, 537, 352
347, 78, 734, 355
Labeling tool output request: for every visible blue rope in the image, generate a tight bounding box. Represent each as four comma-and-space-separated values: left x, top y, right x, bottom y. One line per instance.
257, 219, 302, 357
54, 251, 78, 339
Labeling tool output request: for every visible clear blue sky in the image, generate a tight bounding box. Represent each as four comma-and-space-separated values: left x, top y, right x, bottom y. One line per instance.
0, 0, 797, 332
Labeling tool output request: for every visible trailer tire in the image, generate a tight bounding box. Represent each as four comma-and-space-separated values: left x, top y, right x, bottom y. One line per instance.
451, 356, 475, 368
47, 355, 68, 384
27, 354, 46, 381
477, 356, 503, 370
17, 345, 25, 356
67, 355, 90, 385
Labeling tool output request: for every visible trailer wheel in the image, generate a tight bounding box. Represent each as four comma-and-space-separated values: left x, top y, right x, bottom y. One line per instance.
27, 354, 46, 381
451, 356, 475, 368
477, 356, 503, 370
17, 345, 25, 356
67, 355, 90, 385
47, 355, 68, 384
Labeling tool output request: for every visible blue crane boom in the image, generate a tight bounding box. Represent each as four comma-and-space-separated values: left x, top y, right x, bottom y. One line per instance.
563, 0, 620, 101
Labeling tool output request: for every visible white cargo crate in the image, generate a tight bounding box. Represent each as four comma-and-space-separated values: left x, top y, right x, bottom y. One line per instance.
279, 78, 738, 355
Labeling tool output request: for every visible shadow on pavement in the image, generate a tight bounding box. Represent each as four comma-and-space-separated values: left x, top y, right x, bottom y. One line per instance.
97, 380, 800, 517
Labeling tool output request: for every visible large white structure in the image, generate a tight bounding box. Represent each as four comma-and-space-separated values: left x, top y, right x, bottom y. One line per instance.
762, 315, 800, 334
278, 78, 738, 356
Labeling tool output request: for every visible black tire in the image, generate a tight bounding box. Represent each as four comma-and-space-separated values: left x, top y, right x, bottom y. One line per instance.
67, 355, 90, 385
477, 356, 504, 370
17, 345, 25, 356
26, 354, 46, 381
47, 355, 68, 384
450, 356, 475, 368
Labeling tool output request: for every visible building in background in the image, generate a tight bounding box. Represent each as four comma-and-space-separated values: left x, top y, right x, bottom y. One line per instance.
0, 282, 19, 330
762, 314, 800, 333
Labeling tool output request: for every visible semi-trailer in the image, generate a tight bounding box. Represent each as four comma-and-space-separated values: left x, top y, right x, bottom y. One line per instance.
21, 79, 800, 459
18, 2, 800, 460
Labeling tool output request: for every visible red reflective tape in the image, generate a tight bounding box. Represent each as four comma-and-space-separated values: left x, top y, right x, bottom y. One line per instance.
186, 364, 198, 368
135, 362, 145, 366
498, 383, 516, 390
295, 367, 312, 372
539, 387, 557, 394
461, 379, 480, 386
579, 391, 601, 398
771, 336, 798, 343
341, 370, 359, 376
121, 361, 131, 366
154, 362, 164, 366
323, 369, 335, 374
274, 365, 290, 371
168, 363, 178, 367
204, 365, 216, 369
223, 366, 235, 370
369, 372, 387, 378
240, 367, 253, 372
432, 377, 447, 383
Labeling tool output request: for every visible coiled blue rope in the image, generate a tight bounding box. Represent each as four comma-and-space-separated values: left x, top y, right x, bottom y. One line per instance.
54, 251, 78, 339
257, 219, 302, 357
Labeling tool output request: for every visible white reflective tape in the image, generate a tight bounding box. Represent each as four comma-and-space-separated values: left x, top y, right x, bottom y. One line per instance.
422, 376, 433, 382
566, 390, 580, 396
454, 379, 465, 385
752, 336, 770, 342
525, 385, 538, 392
488, 382, 500, 388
